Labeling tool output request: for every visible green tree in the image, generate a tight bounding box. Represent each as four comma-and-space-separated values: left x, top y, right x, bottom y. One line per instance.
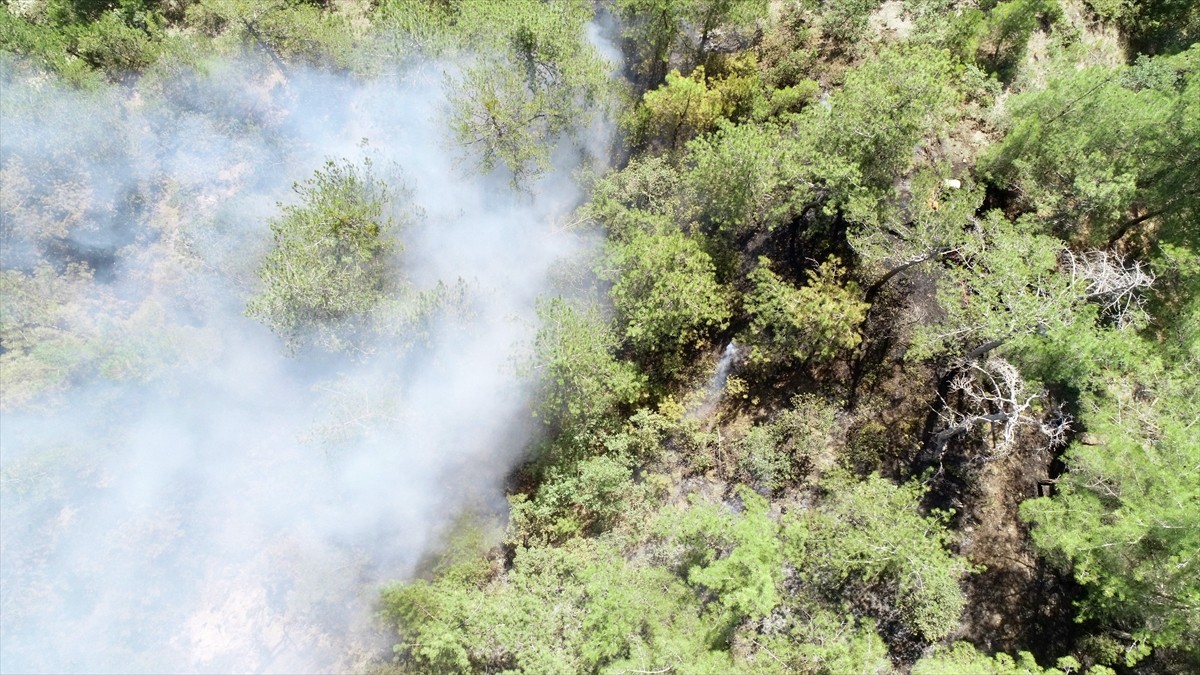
72, 9, 163, 71
246, 158, 406, 353
799, 473, 973, 642
658, 473, 971, 646
736, 394, 839, 493
602, 228, 732, 367
907, 211, 1079, 361
1085, 0, 1200, 56
808, 0, 884, 44
975, 0, 1062, 82
1020, 346, 1200, 664
185, 0, 356, 71
585, 155, 690, 242
685, 120, 809, 238
736, 611, 893, 675
380, 538, 728, 673
528, 297, 647, 450
447, 64, 564, 181
509, 455, 638, 545
914, 642, 1080, 675
743, 256, 869, 368
980, 49, 1200, 248
848, 169, 987, 300
444, 0, 610, 183
630, 66, 728, 150
616, 0, 767, 84
0, 3, 171, 83
819, 46, 959, 221
665, 488, 786, 631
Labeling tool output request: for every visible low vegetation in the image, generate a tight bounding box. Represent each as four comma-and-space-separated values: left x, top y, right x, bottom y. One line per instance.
3, 0, 1197, 672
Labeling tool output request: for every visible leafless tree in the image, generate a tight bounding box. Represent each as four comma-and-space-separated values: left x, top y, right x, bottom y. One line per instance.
934, 357, 1071, 459
1063, 249, 1155, 328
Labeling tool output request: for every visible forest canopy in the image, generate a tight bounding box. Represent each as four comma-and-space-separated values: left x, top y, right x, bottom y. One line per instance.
1, 0, 1198, 673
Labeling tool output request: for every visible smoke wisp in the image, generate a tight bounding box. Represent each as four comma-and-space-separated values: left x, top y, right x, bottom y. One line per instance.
0, 51, 610, 673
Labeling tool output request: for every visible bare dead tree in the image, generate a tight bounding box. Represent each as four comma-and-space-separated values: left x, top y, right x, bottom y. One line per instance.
1063, 249, 1155, 328
934, 357, 1071, 459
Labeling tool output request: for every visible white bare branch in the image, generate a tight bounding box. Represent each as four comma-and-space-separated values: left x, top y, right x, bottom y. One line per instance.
936, 357, 1071, 459
1063, 249, 1155, 328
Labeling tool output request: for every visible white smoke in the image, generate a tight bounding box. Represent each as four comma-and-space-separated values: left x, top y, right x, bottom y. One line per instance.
0, 44, 613, 673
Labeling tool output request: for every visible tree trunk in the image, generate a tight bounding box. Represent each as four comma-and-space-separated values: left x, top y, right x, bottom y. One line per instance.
864, 250, 942, 303
243, 19, 291, 81
1107, 207, 1169, 248
964, 339, 1005, 362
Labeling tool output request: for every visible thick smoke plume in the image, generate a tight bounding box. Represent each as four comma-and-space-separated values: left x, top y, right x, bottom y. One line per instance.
0, 47, 611, 672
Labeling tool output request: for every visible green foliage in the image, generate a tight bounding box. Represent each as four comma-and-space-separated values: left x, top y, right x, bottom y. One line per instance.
603, 228, 732, 365
616, 0, 768, 82
185, 0, 358, 69
913, 642, 1075, 674
737, 394, 839, 493
705, 52, 764, 119
529, 298, 647, 447
1077, 633, 1128, 670
370, 0, 456, 56
981, 50, 1200, 247
443, 0, 610, 183
975, 0, 1062, 82
509, 455, 639, 545
1150, 242, 1200, 363
685, 120, 807, 237
737, 611, 894, 674
628, 52, 758, 151
585, 155, 690, 242
648, 485, 787, 638
378, 577, 476, 671
700, 491, 784, 621
629, 66, 729, 149
756, 4, 817, 89
447, 64, 563, 181
602, 407, 675, 463
808, 0, 884, 44
246, 158, 405, 353
0, 4, 135, 84
71, 9, 162, 71
380, 538, 726, 673
902, 0, 986, 63
753, 77, 821, 119
743, 256, 869, 367
623, 47, 963, 251
513, 404, 671, 548
387, 471, 969, 672
9, 0, 1195, 665
801, 473, 972, 642
908, 211, 1080, 360
1086, 0, 1200, 56
849, 170, 986, 274
615, 0, 688, 82
2, 0, 361, 80
660, 473, 970, 644
1021, 354, 1200, 661
819, 46, 959, 218
657, 487, 786, 632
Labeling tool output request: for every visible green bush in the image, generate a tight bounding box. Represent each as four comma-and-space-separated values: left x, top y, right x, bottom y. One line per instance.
743, 256, 869, 368
604, 228, 732, 367
246, 158, 407, 353
738, 395, 838, 493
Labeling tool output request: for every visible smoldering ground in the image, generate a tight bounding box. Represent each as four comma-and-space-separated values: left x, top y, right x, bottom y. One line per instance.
0, 49, 611, 672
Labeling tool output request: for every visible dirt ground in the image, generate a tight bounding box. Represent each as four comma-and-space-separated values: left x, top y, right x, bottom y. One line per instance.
943, 439, 1083, 663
